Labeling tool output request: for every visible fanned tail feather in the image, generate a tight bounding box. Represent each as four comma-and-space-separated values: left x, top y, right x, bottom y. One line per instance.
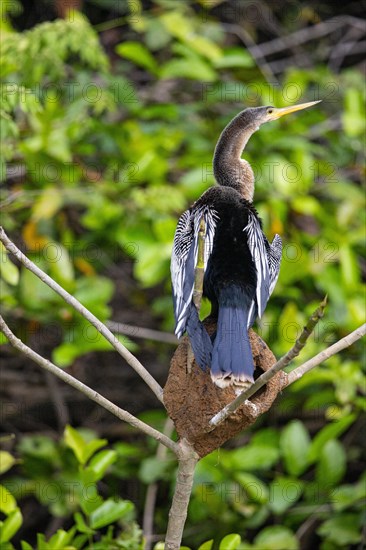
210, 306, 254, 388
186, 303, 212, 370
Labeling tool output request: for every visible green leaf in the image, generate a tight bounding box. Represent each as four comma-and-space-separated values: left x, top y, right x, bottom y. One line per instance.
339, 244, 360, 287
235, 472, 269, 504
89, 498, 133, 529
79, 483, 103, 516
161, 57, 216, 82
280, 420, 310, 476
316, 439, 346, 488
0, 485, 17, 515
19, 267, 59, 311
198, 540, 214, 550
308, 414, 356, 462
332, 476, 366, 511
74, 512, 95, 535
0, 452, 16, 474
64, 425, 107, 466
64, 425, 87, 465
87, 450, 117, 481
0, 245, 19, 286
342, 87, 366, 137
31, 188, 63, 221
0, 509, 22, 543
317, 514, 362, 545
21, 542, 33, 550
254, 526, 299, 549
139, 456, 170, 484
219, 534, 241, 550
214, 47, 254, 69
48, 243, 75, 289
82, 439, 108, 466
251, 428, 280, 448
116, 42, 158, 73
186, 36, 222, 61
47, 527, 76, 549
226, 445, 280, 471
268, 477, 303, 514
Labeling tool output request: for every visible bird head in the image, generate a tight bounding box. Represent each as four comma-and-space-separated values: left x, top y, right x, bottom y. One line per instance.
245, 100, 321, 130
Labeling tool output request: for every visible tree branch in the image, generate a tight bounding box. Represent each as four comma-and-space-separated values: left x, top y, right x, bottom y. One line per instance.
107, 321, 178, 345
286, 323, 366, 385
165, 439, 199, 550
0, 315, 178, 455
143, 418, 175, 550
209, 297, 327, 429
0, 227, 163, 403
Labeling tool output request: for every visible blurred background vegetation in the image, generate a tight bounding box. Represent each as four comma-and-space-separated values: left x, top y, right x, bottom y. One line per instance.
0, 0, 365, 548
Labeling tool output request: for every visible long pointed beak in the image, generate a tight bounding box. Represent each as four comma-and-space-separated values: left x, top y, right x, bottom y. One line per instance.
268, 100, 322, 120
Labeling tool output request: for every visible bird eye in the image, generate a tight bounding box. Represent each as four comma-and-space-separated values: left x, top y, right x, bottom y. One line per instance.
267, 108, 273, 114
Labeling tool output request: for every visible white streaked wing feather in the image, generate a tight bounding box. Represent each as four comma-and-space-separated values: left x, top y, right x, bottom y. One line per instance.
244, 212, 270, 319
171, 206, 218, 337
268, 234, 282, 295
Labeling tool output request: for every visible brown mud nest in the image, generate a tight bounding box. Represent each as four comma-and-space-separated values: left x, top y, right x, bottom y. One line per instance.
164, 318, 288, 457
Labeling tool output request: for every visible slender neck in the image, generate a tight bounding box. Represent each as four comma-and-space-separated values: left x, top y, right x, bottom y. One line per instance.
213, 111, 258, 202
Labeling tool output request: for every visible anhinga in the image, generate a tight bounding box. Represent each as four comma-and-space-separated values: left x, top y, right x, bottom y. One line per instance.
171, 101, 320, 388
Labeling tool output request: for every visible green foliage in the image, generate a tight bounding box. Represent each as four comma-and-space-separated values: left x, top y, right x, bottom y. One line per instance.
2, 427, 143, 548
1, 4, 364, 366
3, 418, 366, 548
189, 415, 364, 548
1, 0, 365, 548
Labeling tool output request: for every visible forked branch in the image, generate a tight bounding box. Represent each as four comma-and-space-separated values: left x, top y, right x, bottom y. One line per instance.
0, 227, 163, 403
209, 297, 361, 429
0, 315, 178, 454
287, 323, 366, 384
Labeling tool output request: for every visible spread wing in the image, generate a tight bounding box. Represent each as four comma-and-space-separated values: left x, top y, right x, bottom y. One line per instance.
171, 205, 218, 338
244, 212, 282, 326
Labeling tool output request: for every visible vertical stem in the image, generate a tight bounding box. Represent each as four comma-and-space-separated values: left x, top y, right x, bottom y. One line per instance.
143, 419, 175, 550
165, 440, 199, 549
193, 217, 206, 311
187, 217, 206, 372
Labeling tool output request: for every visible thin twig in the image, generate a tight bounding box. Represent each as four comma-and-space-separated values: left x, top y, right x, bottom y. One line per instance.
257, 16, 365, 56
328, 27, 365, 72
107, 321, 178, 345
0, 315, 179, 455
193, 217, 206, 311
0, 227, 163, 403
209, 297, 328, 428
44, 371, 70, 430
224, 23, 279, 85
187, 216, 206, 372
286, 323, 366, 385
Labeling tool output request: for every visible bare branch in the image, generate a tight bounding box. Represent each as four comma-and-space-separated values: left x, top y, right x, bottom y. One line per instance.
223, 24, 279, 85
165, 439, 199, 550
0, 315, 179, 455
143, 418, 175, 550
0, 227, 163, 403
271, 296, 328, 370
107, 321, 178, 345
286, 323, 366, 385
257, 16, 365, 56
209, 297, 327, 429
